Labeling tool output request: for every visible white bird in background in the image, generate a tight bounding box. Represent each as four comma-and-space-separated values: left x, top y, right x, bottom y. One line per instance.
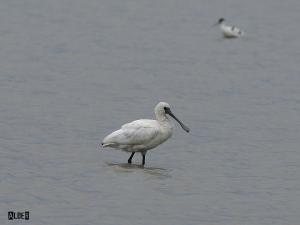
102, 102, 190, 165
215, 18, 244, 38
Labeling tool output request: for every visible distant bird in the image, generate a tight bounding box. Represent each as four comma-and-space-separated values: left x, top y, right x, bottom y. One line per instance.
102, 102, 190, 165
215, 18, 244, 38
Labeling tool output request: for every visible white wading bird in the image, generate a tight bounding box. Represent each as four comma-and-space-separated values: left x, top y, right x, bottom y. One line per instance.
101, 102, 190, 165
215, 18, 244, 38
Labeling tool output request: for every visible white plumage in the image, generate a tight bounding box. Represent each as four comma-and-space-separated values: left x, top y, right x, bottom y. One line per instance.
102, 102, 189, 165
216, 18, 244, 38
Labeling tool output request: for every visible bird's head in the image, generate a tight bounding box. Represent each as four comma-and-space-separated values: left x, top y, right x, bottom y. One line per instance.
155, 102, 190, 133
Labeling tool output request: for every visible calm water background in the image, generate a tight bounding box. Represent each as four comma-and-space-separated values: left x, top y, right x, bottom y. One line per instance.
0, 0, 300, 224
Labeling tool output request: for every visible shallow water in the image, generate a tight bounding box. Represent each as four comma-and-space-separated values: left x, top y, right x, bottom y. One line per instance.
1, 0, 300, 224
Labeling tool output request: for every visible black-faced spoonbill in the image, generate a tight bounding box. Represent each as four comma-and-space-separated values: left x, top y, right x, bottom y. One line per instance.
101, 102, 190, 165
214, 18, 244, 38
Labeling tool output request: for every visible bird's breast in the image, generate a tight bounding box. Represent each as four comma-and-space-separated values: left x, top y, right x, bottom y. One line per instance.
158, 122, 173, 140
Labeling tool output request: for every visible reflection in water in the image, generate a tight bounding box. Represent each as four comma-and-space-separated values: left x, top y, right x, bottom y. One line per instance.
105, 162, 172, 179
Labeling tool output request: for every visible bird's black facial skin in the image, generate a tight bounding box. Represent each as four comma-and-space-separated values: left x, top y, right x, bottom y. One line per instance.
213, 18, 225, 27
218, 18, 225, 24
164, 106, 170, 112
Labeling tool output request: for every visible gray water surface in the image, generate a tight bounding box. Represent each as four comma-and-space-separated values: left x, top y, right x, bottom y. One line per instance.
1, 0, 300, 224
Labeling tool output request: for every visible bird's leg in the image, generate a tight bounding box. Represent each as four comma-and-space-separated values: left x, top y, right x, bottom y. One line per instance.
142, 155, 145, 166
141, 152, 146, 166
128, 152, 135, 164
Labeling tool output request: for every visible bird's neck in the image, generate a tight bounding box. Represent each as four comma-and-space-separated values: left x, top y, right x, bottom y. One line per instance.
220, 23, 226, 28
156, 114, 169, 123
158, 116, 173, 131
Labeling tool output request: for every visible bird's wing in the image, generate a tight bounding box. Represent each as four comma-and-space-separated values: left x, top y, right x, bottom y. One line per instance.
103, 120, 160, 145
121, 119, 156, 129
230, 26, 244, 35
222, 25, 234, 34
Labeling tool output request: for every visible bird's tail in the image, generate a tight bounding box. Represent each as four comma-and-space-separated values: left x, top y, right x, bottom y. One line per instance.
101, 142, 117, 148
